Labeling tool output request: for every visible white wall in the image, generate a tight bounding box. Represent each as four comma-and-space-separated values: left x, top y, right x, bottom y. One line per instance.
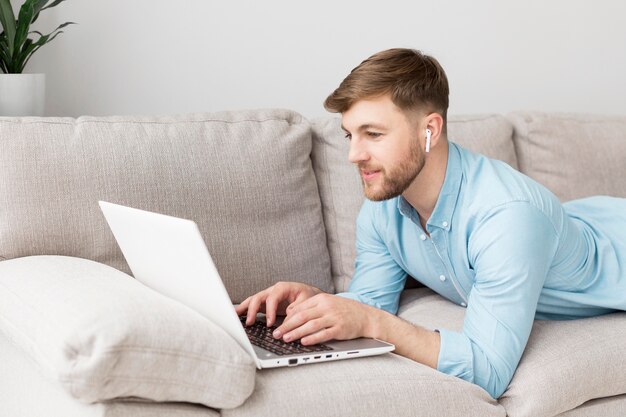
26, 0, 626, 118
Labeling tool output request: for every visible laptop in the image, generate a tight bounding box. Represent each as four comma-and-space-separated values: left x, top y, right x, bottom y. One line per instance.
99, 201, 395, 369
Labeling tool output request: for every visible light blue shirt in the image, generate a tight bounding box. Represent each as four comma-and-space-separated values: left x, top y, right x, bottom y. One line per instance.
337, 141, 626, 399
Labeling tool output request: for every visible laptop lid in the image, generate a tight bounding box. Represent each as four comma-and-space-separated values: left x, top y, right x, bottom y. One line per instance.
98, 201, 259, 364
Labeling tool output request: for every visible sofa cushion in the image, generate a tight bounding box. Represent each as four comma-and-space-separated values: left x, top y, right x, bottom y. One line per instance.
311, 117, 364, 293
311, 114, 517, 292
0, 255, 255, 409
498, 313, 626, 417
398, 288, 626, 417
0, 332, 220, 417
509, 112, 626, 201
0, 110, 333, 302
448, 114, 518, 170
223, 350, 505, 417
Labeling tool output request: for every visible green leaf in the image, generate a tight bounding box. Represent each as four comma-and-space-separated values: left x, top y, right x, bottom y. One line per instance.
14, 0, 37, 57
0, 33, 10, 73
15, 20, 72, 72
0, 0, 17, 55
41, 0, 67, 12
31, 0, 49, 23
0, 0, 74, 73
19, 29, 64, 72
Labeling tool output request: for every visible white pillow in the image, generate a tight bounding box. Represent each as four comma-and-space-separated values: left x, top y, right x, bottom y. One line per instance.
0, 256, 255, 409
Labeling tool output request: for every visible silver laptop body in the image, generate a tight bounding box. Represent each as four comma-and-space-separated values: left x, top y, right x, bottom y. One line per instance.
99, 201, 395, 369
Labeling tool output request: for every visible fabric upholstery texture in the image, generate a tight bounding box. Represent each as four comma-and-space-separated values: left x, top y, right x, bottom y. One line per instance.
0, 110, 333, 302
311, 117, 364, 293
398, 288, 626, 417
499, 313, 626, 417
222, 353, 505, 417
556, 395, 626, 417
509, 112, 626, 201
0, 255, 255, 409
448, 114, 518, 170
0, 332, 220, 417
311, 114, 517, 292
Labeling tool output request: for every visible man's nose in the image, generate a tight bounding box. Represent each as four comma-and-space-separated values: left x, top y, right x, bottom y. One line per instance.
348, 138, 370, 164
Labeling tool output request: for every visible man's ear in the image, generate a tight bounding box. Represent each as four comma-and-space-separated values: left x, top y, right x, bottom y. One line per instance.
424, 113, 445, 151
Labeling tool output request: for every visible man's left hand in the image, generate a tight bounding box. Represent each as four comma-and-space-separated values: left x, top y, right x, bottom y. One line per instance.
272, 293, 380, 345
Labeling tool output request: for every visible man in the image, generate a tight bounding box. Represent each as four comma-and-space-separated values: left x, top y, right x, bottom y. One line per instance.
235, 48, 626, 398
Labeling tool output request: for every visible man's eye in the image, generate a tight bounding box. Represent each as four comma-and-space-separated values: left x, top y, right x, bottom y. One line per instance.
344, 133, 352, 140
367, 131, 382, 138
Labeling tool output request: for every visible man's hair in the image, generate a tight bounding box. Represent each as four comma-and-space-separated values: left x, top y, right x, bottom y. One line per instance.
324, 48, 449, 128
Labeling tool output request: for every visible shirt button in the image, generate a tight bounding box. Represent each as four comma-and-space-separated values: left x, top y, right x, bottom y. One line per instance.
461, 302, 467, 307
442, 221, 449, 227
420, 234, 427, 241
439, 275, 446, 282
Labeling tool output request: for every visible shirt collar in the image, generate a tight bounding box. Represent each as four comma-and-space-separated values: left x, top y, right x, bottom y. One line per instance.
397, 142, 463, 232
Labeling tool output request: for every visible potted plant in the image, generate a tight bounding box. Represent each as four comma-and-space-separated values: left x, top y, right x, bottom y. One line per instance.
0, 0, 74, 116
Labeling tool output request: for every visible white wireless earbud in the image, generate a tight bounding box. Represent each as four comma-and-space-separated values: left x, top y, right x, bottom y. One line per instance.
425, 129, 432, 153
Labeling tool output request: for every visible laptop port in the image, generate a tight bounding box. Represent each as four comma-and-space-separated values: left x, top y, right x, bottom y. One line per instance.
288, 359, 297, 365
314, 355, 321, 359
325, 354, 332, 358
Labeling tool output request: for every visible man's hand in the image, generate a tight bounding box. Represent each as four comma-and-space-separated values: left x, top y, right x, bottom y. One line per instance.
272, 293, 381, 345
234, 281, 323, 327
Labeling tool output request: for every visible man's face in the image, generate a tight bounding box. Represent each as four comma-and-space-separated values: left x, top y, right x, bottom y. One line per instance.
341, 95, 425, 201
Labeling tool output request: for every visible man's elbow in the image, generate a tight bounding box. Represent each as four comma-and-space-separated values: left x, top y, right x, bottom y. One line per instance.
481, 362, 514, 399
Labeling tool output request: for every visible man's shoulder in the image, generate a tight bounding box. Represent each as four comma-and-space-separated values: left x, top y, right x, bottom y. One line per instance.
452, 143, 564, 233
454, 143, 557, 213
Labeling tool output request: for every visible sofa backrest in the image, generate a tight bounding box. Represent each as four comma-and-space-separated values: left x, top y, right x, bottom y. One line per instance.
0, 110, 334, 303
311, 114, 518, 292
509, 111, 626, 202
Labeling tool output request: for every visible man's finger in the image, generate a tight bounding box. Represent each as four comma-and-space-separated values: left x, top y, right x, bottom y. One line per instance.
282, 318, 326, 343
301, 327, 335, 346
264, 290, 284, 327
235, 297, 251, 315
285, 293, 319, 317
274, 306, 319, 339
246, 294, 266, 326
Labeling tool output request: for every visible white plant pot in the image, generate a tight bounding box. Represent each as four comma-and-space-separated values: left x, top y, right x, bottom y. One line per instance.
0, 73, 46, 116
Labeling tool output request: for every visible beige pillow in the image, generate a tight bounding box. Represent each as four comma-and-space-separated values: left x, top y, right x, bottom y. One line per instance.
509, 112, 626, 201
0, 110, 333, 303
448, 114, 518, 169
0, 256, 255, 409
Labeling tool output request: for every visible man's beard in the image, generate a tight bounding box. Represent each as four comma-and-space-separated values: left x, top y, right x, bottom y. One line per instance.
360, 138, 425, 202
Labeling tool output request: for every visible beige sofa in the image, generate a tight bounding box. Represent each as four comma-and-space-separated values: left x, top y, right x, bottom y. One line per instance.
0, 110, 625, 417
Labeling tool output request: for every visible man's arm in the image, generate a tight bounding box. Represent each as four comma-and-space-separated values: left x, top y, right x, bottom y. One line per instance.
277, 201, 560, 400
274, 293, 441, 369
434, 202, 559, 398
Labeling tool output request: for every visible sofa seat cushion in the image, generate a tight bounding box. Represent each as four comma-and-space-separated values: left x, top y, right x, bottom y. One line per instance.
223, 350, 505, 417
311, 114, 517, 293
398, 288, 626, 417
0, 110, 333, 302
509, 112, 626, 201
0, 256, 255, 409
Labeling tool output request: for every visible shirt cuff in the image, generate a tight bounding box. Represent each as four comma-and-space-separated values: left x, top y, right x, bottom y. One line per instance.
436, 328, 475, 383
335, 292, 382, 310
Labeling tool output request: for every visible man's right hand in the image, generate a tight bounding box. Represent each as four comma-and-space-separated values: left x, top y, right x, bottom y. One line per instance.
234, 282, 323, 327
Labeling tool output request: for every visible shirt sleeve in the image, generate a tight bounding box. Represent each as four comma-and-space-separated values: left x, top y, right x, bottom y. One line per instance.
335, 201, 407, 314
437, 201, 559, 399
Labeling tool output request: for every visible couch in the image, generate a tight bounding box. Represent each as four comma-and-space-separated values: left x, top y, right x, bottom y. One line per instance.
0, 109, 625, 417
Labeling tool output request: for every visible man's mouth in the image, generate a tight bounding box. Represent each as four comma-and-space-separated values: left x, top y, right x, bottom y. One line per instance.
361, 170, 381, 181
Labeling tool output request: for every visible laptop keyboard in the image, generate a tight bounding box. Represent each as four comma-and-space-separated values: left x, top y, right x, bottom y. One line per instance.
240, 316, 333, 356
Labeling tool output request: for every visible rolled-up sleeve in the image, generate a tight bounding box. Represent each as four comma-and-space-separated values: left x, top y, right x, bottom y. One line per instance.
336, 201, 407, 314
437, 202, 559, 398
